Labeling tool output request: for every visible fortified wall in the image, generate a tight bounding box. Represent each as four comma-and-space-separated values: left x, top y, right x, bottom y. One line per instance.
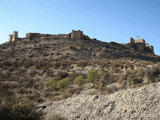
25, 30, 86, 40
26, 33, 70, 39
8, 30, 88, 42
8, 31, 154, 54
129, 37, 154, 53
71, 30, 83, 39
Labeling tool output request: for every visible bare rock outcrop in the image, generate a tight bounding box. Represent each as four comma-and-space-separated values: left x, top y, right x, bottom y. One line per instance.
41, 82, 160, 120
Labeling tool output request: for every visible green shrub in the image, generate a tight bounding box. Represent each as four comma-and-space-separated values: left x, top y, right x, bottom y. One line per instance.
87, 69, 99, 83
57, 79, 69, 89
67, 73, 81, 81
74, 75, 85, 85
98, 79, 104, 91
48, 78, 57, 90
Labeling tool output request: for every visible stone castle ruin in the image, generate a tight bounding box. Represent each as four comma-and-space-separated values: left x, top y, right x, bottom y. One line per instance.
26, 33, 70, 39
25, 30, 86, 40
71, 30, 83, 40
8, 30, 154, 54
8, 30, 90, 42
8, 31, 18, 42
129, 37, 154, 53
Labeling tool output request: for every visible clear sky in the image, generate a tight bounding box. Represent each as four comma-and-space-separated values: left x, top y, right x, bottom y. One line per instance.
0, 0, 160, 55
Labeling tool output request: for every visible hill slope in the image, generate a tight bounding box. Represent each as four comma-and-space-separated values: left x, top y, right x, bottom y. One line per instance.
0, 31, 160, 103
41, 82, 160, 120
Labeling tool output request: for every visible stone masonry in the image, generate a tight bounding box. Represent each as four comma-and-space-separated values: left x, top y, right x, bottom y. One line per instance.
71, 30, 83, 39
25, 30, 84, 40
9, 30, 86, 42
7, 30, 154, 54
129, 37, 153, 53
8, 31, 18, 42
13, 31, 18, 41
8, 34, 13, 42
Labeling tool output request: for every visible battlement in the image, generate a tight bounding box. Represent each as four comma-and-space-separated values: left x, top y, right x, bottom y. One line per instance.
71, 30, 83, 39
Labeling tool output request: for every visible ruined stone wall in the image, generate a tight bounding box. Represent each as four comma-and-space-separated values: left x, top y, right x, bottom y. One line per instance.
71, 30, 83, 39
136, 43, 145, 51
26, 33, 52, 39
26, 33, 43, 39
8, 31, 18, 42
129, 38, 135, 47
8, 34, 13, 42
135, 39, 145, 44
13, 31, 18, 41
129, 38, 154, 53
26, 33, 69, 39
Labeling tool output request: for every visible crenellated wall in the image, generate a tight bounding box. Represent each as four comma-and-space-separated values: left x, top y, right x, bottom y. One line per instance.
71, 30, 83, 39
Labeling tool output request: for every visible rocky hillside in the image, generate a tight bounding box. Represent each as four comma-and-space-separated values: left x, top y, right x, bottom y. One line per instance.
41, 82, 160, 120
0, 31, 160, 120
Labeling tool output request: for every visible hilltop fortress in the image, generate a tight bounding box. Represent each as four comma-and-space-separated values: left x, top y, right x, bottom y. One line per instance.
8, 30, 154, 54
8, 30, 89, 42
129, 37, 154, 53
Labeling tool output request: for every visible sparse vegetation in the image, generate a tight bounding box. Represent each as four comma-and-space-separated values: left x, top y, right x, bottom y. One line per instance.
0, 98, 41, 120
76, 61, 89, 67
87, 69, 99, 83
55, 72, 69, 80
57, 79, 69, 89
48, 78, 57, 90
74, 75, 86, 85
0, 31, 160, 114
143, 66, 160, 84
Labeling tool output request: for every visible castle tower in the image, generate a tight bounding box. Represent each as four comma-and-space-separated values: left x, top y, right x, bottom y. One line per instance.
8, 34, 13, 42
71, 30, 83, 39
12, 31, 18, 41
129, 37, 135, 47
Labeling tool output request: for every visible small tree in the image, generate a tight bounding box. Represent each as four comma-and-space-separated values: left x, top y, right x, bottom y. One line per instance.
87, 69, 99, 86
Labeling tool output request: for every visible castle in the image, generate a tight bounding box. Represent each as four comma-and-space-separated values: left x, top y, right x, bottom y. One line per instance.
129, 37, 154, 53
8, 31, 18, 42
8, 30, 154, 54
8, 30, 85, 42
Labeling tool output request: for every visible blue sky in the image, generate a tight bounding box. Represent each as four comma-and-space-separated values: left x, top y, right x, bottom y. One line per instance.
0, 0, 160, 55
